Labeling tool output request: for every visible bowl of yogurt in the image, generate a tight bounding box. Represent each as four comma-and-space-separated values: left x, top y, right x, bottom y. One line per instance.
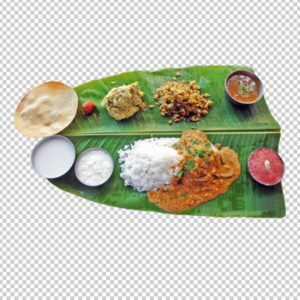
75, 148, 114, 187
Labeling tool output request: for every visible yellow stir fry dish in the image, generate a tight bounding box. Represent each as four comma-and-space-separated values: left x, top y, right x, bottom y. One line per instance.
101, 82, 146, 121
154, 80, 213, 123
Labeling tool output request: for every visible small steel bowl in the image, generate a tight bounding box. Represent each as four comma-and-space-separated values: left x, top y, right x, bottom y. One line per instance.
31, 135, 76, 179
247, 148, 285, 186
74, 148, 114, 187
225, 70, 264, 107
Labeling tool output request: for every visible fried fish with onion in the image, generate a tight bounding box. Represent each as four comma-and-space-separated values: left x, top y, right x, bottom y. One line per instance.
147, 130, 241, 213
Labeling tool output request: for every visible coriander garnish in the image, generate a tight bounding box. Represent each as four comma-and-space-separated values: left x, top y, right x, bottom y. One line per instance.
176, 159, 197, 177
238, 80, 254, 98
177, 170, 182, 177
204, 142, 211, 150
204, 156, 211, 163
184, 160, 197, 171
195, 149, 205, 157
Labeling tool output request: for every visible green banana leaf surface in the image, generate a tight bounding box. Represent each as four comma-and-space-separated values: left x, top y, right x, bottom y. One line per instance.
60, 65, 280, 136
50, 65, 285, 218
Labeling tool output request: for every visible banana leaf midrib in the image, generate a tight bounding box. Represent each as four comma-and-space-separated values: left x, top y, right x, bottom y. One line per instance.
60, 129, 281, 137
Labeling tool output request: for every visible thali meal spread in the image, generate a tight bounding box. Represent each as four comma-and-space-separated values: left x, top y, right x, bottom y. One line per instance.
248, 148, 284, 186
15, 67, 285, 216
227, 73, 260, 103
101, 82, 146, 120
15, 81, 78, 138
154, 80, 212, 123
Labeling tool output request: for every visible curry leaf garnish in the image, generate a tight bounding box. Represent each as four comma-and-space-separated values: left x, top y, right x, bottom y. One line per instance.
181, 192, 189, 198
174, 194, 178, 198
178, 145, 183, 150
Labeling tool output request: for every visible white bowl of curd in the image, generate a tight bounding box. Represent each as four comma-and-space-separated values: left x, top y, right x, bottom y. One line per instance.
74, 148, 114, 187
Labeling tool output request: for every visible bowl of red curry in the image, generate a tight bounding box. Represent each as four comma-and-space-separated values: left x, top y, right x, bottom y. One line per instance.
225, 70, 264, 107
248, 148, 285, 186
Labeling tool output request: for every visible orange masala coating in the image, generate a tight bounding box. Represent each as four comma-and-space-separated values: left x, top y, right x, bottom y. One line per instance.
147, 130, 241, 213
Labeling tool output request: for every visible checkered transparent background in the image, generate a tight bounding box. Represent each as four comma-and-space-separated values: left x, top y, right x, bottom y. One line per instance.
0, 0, 299, 298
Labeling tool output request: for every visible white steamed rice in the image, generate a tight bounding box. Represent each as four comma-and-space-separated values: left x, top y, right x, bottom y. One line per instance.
118, 137, 182, 192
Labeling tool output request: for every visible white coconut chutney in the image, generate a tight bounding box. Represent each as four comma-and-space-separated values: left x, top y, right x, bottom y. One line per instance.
75, 149, 113, 186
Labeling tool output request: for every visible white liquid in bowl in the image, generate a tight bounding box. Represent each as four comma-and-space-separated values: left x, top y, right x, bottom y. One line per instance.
75, 149, 114, 186
33, 136, 75, 178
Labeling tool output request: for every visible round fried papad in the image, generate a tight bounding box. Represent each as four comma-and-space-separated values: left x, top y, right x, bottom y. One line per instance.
15, 81, 78, 138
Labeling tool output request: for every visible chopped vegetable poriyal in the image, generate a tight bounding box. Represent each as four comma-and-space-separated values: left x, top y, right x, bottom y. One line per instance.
154, 80, 213, 123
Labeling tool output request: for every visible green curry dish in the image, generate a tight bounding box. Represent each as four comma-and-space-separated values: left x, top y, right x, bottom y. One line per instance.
238, 80, 254, 98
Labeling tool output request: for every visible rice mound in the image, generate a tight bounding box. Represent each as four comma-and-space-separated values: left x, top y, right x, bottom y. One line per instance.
118, 137, 181, 192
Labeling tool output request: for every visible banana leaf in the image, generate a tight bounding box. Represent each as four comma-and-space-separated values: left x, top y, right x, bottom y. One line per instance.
50, 65, 285, 218
49, 132, 285, 218
60, 65, 280, 136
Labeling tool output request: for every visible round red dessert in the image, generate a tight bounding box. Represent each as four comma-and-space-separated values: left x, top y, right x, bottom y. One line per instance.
248, 148, 284, 186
